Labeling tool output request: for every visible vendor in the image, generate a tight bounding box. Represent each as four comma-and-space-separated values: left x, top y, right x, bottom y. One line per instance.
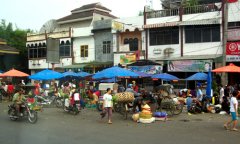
132, 81, 139, 93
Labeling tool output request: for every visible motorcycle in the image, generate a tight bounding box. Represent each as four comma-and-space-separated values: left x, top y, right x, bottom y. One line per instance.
63, 93, 81, 115
35, 94, 63, 108
8, 102, 38, 124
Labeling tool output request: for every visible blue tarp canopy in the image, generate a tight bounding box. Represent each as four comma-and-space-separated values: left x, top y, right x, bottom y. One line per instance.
185, 72, 207, 81
77, 71, 90, 77
29, 69, 63, 80
152, 73, 179, 81
134, 71, 152, 78
93, 66, 139, 79
62, 71, 78, 77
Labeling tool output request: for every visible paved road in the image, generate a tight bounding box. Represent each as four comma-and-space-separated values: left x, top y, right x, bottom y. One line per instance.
0, 102, 239, 144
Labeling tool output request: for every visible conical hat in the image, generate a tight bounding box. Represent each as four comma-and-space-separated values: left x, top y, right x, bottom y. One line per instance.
142, 104, 150, 109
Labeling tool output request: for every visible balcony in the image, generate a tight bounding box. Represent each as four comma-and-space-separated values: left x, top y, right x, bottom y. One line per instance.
146, 3, 221, 19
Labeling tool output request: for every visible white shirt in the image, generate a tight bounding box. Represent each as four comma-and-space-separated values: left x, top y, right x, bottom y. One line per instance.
196, 89, 203, 101
103, 93, 112, 108
219, 88, 224, 103
230, 97, 238, 112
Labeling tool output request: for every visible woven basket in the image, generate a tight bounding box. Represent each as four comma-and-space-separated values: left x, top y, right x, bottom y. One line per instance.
116, 92, 134, 102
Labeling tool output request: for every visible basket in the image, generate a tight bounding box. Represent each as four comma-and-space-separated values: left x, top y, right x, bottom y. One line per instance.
115, 92, 134, 103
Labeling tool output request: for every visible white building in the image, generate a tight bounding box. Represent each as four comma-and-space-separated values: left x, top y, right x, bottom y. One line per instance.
143, 1, 240, 76
26, 3, 117, 74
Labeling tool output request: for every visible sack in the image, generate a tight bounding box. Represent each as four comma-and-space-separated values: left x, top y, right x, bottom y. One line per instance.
115, 92, 134, 102
154, 112, 167, 117
139, 117, 155, 123
139, 112, 152, 119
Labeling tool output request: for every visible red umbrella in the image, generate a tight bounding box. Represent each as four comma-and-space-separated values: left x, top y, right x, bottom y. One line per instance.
0, 69, 29, 77
212, 63, 240, 73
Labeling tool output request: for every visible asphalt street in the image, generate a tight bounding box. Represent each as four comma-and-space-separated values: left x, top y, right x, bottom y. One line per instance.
0, 102, 239, 144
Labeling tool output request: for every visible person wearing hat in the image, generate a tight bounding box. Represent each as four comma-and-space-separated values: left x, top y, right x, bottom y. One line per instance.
132, 81, 139, 93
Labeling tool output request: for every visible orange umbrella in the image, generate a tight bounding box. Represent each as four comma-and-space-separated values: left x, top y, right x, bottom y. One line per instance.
0, 69, 29, 77
212, 63, 240, 73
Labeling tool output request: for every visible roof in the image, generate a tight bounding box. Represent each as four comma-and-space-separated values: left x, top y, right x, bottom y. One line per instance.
115, 16, 144, 29
57, 3, 116, 23
0, 44, 20, 54
71, 3, 111, 13
57, 10, 117, 23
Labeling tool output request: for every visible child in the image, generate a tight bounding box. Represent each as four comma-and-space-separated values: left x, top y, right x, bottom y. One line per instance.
224, 90, 238, 131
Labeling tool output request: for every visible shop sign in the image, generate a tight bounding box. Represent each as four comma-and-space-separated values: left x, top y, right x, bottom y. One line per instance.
112, 21, 124, 31
168, 60, 212, 72
120, 53, 136, 65
228, 29, 240, 41
228, 0, 238, 3
128, 65, 162, 74
226, 42, 240, 62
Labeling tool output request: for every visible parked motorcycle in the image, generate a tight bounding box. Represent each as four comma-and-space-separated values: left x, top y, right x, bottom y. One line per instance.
35, 94, 63, 108
96, 96, 103, 111
8, 102, 38, 124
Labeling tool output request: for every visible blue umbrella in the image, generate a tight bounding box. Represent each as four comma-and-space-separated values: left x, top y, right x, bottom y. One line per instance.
186, 72, 207, 81
62, 71, 78, 77
100, 78, 116, 83
93, 66, 139, 79
151, 73, 179, 81
206, 69, 212, 99
29, 69, 63, 80
77, 71, 90, 77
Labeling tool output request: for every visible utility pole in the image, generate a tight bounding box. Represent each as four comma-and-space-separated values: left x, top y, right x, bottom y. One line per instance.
222, 0, 228, 85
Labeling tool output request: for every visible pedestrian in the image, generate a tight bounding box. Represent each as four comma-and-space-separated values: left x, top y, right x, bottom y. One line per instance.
224, 90, 238, 131
101, 88, 113, 124
219, 84, 224, 104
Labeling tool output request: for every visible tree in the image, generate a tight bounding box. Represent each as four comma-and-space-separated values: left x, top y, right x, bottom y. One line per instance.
138, 11, 144, 16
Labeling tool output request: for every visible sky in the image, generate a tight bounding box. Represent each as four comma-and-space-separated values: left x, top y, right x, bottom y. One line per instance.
0, 0, 161, 31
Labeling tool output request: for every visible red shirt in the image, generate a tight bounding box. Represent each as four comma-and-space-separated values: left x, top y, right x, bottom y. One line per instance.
133, 85, 139, 93
7, 85, 14, 93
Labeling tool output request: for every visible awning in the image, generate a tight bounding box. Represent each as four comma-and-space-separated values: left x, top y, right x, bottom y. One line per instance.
179, 18, 221, 26
62, 61, 113, 69
143, 22, 179, 29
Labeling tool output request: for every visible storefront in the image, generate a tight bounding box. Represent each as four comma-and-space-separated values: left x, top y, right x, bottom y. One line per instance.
226, 27, 240, 84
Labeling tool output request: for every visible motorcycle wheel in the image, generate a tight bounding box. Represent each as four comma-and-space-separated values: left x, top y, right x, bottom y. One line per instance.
55, 98, 63, 108
28, 110, 38, 124
8, 109, 17, 121
96, 102, 103, 111
160, 102, 174, 117
73, 106, 79, 115
173, 103, 183, 115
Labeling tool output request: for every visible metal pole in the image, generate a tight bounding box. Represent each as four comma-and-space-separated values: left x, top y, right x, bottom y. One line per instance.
221, 0, 228, 85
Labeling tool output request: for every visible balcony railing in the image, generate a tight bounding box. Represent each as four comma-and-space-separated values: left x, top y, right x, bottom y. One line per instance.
146, 8, 179, 19
146, 3, 220, 19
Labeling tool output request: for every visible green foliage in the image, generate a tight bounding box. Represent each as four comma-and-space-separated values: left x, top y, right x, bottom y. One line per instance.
182, 0, 199, 7
0, 19, 31, 70
138, 11, 144, 16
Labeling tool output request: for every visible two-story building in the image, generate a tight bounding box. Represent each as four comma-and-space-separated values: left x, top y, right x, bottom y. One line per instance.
26, 3, 117, 74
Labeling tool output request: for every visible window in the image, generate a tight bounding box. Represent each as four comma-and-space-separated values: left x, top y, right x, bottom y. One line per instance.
103, 41, 111, 54
122, 38, 139, 51
149, 27, 179, 45
59, 40, 71, 57
28, 43, 47, 59
185, 25, 220, 43
81, 45, 88, 57
228, 22, 240, 28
